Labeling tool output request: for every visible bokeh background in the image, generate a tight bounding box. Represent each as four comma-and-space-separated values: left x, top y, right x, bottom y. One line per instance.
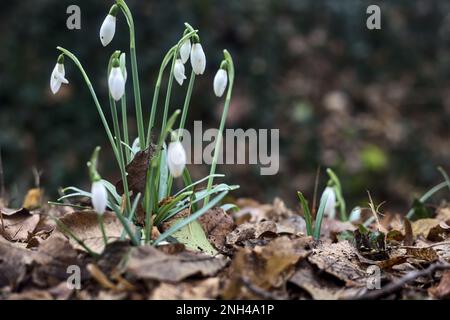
0, 0, 449, 212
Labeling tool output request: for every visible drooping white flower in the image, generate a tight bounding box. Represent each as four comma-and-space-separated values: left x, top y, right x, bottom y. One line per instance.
179, 39, 191, 64
320, 186, 336, 219
167, 141, 187, 178
50, 58, 69, 94
99, 14, 116, 47
108, 65, 125, 101
174, 59, 186, 86
190, 43, 206, 75
213, 68, 228, 97
91, 180, 107, 215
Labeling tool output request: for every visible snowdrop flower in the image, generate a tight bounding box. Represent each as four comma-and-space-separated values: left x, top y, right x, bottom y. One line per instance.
320, 186, 336, 219
108, 59, 125, 101
50, 55, 69, 94
190, 43, 206, 75
99, 5, 118, 47
179, 39, 191, 64
91, 180, 107, 215
213, 68, 228, 97
167, 141, 187, 178
174, 59, 186, 86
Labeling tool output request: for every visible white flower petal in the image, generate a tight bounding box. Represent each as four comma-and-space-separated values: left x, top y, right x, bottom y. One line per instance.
174, 59, 186, 86
321, 186, 336, 219
91, 181, 108, 215
99, 14, 116, 47
108, 67, 125, 101
190, 43, 206, 75
167, 141, 187, 178
213, 69, 228, 97
179, 39, 191, 64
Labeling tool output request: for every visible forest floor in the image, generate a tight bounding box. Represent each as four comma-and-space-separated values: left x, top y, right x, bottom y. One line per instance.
1, 192, 450, 300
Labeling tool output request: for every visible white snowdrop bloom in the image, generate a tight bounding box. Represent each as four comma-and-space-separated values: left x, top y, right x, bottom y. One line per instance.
174, 59, 186, 86
91, 180, 108, 215
108, 66, 125, 101
213, 68, 228, 97
179, 39, 191, 64
50, 61, 68, 94
190, 43, 206, 75
167, 141, 187, 178
99, 14, 116, 46
320, 186, 336, 219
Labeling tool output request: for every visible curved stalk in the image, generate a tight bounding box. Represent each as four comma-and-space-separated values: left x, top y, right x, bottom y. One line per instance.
56, 47, 119, 163
204, 50, 235, 205
115, 0, 145, 150
109, 97, 132, 214
166, 70, 196, 196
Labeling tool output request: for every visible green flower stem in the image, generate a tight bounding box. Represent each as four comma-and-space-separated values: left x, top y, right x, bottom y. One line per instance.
146, 30, 198, 147
97, 214, 108, 247
160, 54, 177, 136
121, 94, 131, 163
204, 50, 235, 206
109, 97, 132, 214
166, 70, 196, 196
56, 47, 119, 164
179, 71, 196, 132
146, 46, 176, 147
144, 110, 181, 243
116, 0, 145, 150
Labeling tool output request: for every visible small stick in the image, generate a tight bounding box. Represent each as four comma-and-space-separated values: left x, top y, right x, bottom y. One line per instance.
355, 262, 450, 300
312, 166, 321, 217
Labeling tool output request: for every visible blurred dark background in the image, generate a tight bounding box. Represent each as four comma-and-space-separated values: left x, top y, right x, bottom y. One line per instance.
0, 0, 449, 212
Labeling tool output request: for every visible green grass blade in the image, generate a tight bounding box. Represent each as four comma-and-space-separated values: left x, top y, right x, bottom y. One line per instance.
297, 191, 313, 236
313, 193, 329, 240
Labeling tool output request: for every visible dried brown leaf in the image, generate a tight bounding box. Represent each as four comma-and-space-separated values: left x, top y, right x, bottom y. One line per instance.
126, 246, 228, 282
56, 210, 130, 254
308, 241, 367, 286
198, 207, 235, 253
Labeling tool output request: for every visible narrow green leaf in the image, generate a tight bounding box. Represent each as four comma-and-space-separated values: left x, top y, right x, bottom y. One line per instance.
297, 191, 313, 236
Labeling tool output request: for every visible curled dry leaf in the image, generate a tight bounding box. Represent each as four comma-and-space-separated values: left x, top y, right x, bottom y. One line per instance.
289, 261, 365, 300
0, 207, 40, 242
126, 246, 228, 282
116, 145, 155, 195
226, 221, 277, 246
223, 236, 312, 299
308, 241, 368, 286
198, 207, 235, 253
22, 188, 43, 210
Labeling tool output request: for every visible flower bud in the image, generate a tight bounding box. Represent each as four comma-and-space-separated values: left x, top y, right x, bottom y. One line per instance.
179, 39, 191, 64
108, 63, 125, 101
320, 186, 336, 219
91, 180, 107, 215
213, 68, 228, 97
99, 7, 117, 47
167, 141, 187, 178
174, 59, 186, 86
190, 43, 206, 75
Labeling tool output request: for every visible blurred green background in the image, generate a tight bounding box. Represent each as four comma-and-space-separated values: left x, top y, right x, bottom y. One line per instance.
0, 0, 449, 212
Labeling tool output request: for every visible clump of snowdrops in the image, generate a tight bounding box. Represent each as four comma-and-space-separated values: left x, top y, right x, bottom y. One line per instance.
50, 0, 238, 254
